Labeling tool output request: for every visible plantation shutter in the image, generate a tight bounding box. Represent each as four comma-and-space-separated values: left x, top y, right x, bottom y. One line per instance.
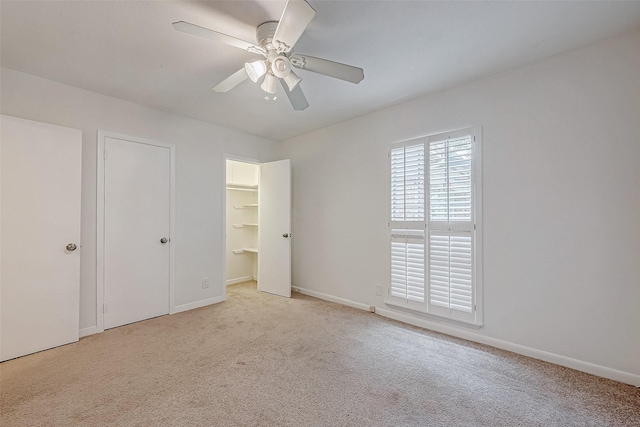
427, 131, 475, 321
389, 128, 480, 324
391, 144, 425, 222
390, 141, 425, 307
391, 229, 425, 302
428, 232, 472, 312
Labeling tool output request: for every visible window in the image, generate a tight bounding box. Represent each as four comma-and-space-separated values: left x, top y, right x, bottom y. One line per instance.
388, 127, 482, 325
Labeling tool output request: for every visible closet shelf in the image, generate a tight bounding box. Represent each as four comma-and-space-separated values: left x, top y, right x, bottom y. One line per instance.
232, 248, 258, 254
226, 182, 258, 192
233, 203, 259, 209
231, 223, 258, 228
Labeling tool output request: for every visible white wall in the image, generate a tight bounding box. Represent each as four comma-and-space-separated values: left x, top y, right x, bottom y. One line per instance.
0, 68, 279, 332
280, 30, 640, 384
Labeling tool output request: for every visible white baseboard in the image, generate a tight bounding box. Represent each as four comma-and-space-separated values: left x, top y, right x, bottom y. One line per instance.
292, 286, 372, 312
226, 276, 253, 286
79, 326, 96, 338
375, 307, 640, 387
173, 296, 225, 314
79, 297, 225, 336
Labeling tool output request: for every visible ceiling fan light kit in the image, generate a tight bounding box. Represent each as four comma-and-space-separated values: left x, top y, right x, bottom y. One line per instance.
283, 72, 302, 91
245, 60, 267, 83
173, 0, 364, 110
261, 73, 278, 95
270, 56, 291, 78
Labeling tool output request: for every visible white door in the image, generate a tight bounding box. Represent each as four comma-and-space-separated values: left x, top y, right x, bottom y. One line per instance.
0, 115, 81, 361
258, 159, 291, 297
103, 137, 171, 329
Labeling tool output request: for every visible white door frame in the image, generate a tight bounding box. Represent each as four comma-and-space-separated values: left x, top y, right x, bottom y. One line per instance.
96, 131, 176, 333
222, 154, 260, 302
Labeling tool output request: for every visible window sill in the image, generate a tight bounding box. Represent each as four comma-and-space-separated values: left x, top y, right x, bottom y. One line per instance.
383, 298, 483, 329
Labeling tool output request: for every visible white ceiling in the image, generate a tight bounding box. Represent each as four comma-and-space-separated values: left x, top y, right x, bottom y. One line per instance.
2, 1, 640, 141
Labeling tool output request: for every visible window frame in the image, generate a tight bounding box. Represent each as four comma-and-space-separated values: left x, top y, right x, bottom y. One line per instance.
386, 126, 483, 327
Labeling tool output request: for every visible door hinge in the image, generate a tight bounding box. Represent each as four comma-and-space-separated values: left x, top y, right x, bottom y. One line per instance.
474, 304, 477, 312
103, 302, 107, 313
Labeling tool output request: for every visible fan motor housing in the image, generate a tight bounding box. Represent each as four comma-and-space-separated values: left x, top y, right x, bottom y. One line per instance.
256, 21, 278, 49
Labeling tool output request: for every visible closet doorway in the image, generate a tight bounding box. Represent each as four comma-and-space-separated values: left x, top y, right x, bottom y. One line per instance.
225, 158, 291, 298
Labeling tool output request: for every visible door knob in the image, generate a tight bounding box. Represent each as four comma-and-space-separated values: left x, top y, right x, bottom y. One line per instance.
66, 243, 77, 251
160, 237, 168, 244
282, 233, 289, 238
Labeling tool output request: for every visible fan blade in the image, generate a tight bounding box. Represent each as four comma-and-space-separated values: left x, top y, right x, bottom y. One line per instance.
290, 54, 364, 84
213, 68, 249, 93
273, 0, 316, 52
280, 79, 309, 111
173, 21, 265, 54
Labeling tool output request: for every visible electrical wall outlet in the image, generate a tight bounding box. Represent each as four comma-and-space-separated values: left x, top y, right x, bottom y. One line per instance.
202, 278, 210, 289
375, 284, 382, 296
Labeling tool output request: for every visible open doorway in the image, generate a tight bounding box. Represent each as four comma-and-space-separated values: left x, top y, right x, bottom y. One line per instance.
224, 157, 292, 299
225, 159, 259, 289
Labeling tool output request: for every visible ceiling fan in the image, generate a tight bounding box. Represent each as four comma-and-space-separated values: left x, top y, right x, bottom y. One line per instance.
172, 0, 364, 111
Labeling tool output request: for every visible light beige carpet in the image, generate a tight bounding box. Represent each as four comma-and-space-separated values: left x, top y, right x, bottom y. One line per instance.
1, 281, 639, 426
